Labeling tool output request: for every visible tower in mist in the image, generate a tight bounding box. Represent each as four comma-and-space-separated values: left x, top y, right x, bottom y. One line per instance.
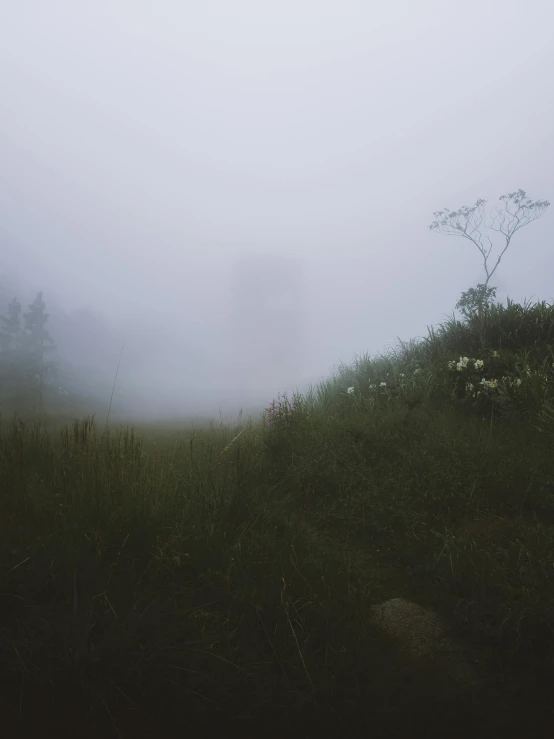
225, 252, 304, 397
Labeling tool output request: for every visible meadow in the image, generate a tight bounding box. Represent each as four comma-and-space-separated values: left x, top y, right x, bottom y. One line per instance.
2, 296, 554, 738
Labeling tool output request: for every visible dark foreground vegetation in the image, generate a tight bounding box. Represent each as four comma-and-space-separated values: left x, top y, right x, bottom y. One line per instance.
2, 294, 554, 738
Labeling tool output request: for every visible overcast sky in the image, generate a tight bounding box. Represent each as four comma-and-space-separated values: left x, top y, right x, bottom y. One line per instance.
1, 0, 553, 422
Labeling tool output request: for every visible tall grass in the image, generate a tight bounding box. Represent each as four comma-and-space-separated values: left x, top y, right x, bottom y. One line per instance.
2, 296, 554, 737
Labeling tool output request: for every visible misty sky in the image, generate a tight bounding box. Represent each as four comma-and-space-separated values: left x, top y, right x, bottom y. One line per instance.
1, 0, 553, 422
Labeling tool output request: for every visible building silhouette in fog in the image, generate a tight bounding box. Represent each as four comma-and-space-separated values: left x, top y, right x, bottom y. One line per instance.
226, 252, 304, 396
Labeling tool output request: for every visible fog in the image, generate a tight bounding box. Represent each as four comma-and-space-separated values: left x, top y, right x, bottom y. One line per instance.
1, 0, 553, 424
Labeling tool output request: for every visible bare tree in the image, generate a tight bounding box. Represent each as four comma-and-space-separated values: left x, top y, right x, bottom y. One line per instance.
429, 189, 550, 347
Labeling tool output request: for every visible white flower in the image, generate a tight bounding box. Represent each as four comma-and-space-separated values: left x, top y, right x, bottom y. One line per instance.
481, 378, 499, 390
347, 386, 355, 394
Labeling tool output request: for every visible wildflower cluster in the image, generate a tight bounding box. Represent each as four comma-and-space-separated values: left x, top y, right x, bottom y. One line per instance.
343, 366, 424, 415
262, 390, 308, 433
446, 351, 552, 420
342, 348, 553, 423
448, 352, 512, 395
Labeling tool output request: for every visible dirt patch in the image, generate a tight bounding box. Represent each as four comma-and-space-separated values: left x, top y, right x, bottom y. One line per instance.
370, 597, 482, 686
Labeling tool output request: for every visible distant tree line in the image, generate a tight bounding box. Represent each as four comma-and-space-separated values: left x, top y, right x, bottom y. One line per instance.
0, 291, 58, 414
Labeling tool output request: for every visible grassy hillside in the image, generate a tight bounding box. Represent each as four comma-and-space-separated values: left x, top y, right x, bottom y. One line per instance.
2, 297, 554, 738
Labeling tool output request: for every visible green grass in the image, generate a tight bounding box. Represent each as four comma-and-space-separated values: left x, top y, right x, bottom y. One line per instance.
2, 301, 554, 738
